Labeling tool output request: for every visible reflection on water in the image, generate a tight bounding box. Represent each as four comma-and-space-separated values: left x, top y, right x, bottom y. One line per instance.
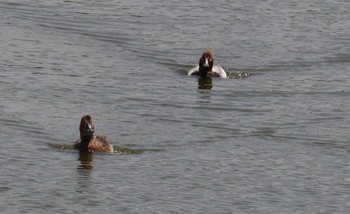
197, 77, 213, 89
78, 151, 94, 170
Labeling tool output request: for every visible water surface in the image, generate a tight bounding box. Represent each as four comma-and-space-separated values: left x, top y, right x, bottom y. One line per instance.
1, 0, 350, 213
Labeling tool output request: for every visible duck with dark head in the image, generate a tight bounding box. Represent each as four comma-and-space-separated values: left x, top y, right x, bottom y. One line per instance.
188, 49, 227, 78
74, 115, 114, 153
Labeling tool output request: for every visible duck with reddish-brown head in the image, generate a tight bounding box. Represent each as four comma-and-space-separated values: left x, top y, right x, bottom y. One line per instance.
74, 115, 114, 153
188, 49, 227, 78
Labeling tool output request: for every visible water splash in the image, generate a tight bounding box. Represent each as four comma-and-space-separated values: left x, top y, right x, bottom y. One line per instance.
227, 72, 251, 79
48, 143, 162, 155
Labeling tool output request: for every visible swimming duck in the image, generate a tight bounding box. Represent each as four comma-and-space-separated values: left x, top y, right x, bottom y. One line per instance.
188, 49, 227, 78
74, 115, 114, 153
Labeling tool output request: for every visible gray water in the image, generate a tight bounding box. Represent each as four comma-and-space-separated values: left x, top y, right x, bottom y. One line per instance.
1, 0, 350, 213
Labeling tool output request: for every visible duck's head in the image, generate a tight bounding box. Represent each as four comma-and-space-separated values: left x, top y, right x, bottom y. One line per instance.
79, 115, 95, 143
199, 49, 214, 76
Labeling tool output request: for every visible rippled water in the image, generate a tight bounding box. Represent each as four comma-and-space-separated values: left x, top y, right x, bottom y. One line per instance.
1, 0, 350, 213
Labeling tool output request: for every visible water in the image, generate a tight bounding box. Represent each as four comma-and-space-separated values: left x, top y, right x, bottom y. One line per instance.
1, 0, 350, 213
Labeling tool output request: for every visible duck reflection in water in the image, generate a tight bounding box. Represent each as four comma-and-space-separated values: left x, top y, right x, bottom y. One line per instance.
78, 151, 94, 170
198, 77, 213, 90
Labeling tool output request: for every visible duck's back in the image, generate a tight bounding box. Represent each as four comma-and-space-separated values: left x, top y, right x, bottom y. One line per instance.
211, 65, 227, 78
89, 134, 114, 153
188, 66, 200, 76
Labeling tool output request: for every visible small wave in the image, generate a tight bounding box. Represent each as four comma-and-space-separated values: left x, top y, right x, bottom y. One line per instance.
227, 72, 251, 79
48, 143, 164, 155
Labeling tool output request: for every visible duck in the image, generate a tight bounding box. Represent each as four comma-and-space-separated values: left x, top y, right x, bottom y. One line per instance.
74, 115, 114, 153
188, 49, 227, 78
